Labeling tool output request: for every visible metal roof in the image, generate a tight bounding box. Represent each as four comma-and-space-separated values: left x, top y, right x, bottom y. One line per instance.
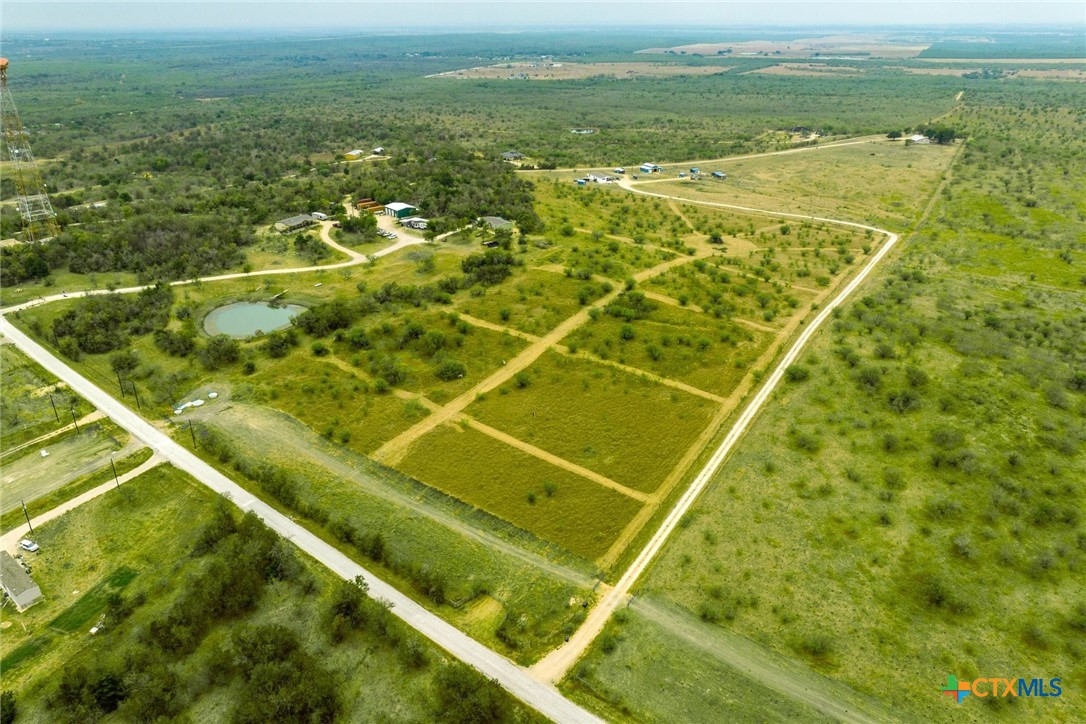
0, 551, 40, 600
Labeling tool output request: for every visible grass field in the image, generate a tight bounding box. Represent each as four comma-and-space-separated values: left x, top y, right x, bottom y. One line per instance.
467, 350, 718, 494
0, 447, 153, 534
0, 464, 543, 722
454, 268, 608, 336
1, 421, 135, 513
181, 402, 596, 662
567, 104, 1086, 722
561, 301, 770, 398
0, 344, 92, 450
645, 140, 959, 229
397, 422, 644, 560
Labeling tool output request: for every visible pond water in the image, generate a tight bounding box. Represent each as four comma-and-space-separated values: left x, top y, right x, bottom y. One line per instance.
203, 302, 304, 338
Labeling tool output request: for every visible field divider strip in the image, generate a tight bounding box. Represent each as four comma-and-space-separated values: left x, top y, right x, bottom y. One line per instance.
550, 344, 725, 404
457, 416, 652, 504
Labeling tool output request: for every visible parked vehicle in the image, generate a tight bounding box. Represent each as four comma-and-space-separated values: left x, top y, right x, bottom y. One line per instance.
19, 539, 39, 552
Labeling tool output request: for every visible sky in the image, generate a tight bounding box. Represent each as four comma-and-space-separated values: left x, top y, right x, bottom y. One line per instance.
2, 1, 1085, 33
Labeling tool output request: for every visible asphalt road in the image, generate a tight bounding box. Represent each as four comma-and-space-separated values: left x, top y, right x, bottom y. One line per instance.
0, 317, 600, 724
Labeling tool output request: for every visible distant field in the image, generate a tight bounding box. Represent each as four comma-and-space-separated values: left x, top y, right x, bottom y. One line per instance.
640, 140, 959, 229
429, 62, 731, 80
748, 63, 865, 77
638, 35, 928, 59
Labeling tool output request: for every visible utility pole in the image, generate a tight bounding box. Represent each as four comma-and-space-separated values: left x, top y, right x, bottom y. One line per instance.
21, 500, 33, 534
110, 454, 120, 488
188, 420, 197, 449
48, 393, 60, 422
130, 382, 142, 411
117, 370, 126, 397
70, 405, 80, 433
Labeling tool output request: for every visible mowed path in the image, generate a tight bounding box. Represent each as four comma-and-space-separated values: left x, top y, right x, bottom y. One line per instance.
371, 250, 711, 467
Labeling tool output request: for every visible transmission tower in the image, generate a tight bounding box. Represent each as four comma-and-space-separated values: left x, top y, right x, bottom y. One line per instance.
0, 57, 60, 243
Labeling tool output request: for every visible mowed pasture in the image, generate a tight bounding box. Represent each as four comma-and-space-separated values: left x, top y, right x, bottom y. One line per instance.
397, 423, 644, 560
466, 350, 718, 494
645, 140, 958, 228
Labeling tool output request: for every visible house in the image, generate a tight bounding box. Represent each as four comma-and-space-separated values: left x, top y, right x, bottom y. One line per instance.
907, 134, 931, 144
711, 171, 727, 179
501, 151, 525, 161
384, 202, 418, 219
639, 163, 662, 174
344, 150, 366, 160
480, 216, 514, 230
274, 214, 315, 233
401, 216, 429, 230
1, 551, 42, 612
372, 147, 386, 154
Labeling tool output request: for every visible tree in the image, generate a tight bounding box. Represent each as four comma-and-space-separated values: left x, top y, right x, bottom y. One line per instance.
432, 663, 513, 723
1, 691, 16, 724
200, 335, 240, 369
886, 131, 902, 139
435, 359, 466, 381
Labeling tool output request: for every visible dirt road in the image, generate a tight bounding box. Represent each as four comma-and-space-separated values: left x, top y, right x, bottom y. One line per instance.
0, 317, 601, 724
631, 597, 892, 723
529, 175, 900, 685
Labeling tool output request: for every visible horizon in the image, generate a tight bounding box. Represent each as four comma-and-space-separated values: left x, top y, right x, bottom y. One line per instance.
4, 1, 1086, 34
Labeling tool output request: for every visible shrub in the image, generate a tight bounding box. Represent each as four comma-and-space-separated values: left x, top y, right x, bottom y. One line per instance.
784, 365, 810, 382
435, 359, 466, 381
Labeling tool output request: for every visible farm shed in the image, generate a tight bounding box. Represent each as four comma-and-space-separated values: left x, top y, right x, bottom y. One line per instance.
344, 149, 366, 160
480, 216, 514, 230
501, 151, 525, 160
1, 551, 42, 612
384, 202, 418, 219
274, 214, 315, 233
639, 163, 662, 173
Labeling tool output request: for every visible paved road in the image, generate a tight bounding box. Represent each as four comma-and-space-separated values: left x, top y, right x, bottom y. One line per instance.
0, 318, 600, 723
530, 180, 900, 684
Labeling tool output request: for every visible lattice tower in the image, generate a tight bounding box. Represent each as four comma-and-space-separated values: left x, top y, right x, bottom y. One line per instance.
0, 57, 60, 243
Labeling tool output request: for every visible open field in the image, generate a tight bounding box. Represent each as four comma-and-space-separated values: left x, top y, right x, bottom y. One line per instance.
749, 63, 865, 77
0, 344, 92, 450
639, 140, 959, 229
638, 35, 930, 59
429, 61, 731, 80
567, 103, 1086, 722
0, 464, 543, 722
467, 350, 718, 494
0, 421, 136, 513
398, 422, 644, 560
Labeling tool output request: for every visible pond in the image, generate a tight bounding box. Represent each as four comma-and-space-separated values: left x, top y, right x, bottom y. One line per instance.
202, 302, 305, 339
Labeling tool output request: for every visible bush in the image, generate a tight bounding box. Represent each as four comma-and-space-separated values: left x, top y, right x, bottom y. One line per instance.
435, 359, 466, 381
784, 365, 810, 382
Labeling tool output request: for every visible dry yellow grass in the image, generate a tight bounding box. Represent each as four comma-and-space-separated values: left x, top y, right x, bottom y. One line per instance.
748, 63, 864, 77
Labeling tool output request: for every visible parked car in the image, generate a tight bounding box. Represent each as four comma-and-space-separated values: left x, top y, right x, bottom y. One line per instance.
19, 539, 39, 552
